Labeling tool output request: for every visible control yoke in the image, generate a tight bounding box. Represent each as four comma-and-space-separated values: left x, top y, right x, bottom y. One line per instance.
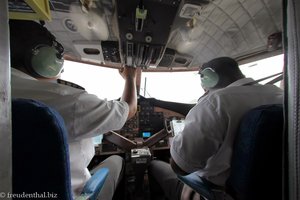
104, 129, 170, 151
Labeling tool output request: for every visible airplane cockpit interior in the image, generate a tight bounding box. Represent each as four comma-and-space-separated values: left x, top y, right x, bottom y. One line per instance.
6, 0, 285, 199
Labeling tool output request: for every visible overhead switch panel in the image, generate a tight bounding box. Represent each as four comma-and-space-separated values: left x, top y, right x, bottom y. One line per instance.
116, 0, 181, 68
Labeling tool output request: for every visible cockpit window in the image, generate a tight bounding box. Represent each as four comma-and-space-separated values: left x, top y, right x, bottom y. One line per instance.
239, 54, 283, 88
61, 54, 283, 103
140, 71, 203, 104
61, 61, 204, 104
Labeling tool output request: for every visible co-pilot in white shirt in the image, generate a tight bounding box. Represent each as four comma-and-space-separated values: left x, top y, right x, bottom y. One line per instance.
11, 68, 129, 196
171, 78, 283, 186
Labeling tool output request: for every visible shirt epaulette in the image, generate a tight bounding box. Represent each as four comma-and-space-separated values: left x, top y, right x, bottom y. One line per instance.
57, 79, 85, 90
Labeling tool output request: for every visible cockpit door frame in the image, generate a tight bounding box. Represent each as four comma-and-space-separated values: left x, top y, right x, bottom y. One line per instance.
0, 0, 12, 197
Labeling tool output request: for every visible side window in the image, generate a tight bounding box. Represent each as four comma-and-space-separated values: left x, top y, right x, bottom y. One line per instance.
239, 54, 284, 88
60, 61, 124, 100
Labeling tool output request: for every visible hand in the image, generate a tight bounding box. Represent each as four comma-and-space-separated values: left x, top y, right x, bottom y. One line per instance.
119, 65, 136, 80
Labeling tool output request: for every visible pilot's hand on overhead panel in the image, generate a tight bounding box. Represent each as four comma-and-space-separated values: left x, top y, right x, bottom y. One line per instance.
119, 65, 137, 80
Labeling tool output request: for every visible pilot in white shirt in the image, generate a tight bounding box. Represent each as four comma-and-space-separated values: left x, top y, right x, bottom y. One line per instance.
10, 19, 137, 199
149, 57, 283, 200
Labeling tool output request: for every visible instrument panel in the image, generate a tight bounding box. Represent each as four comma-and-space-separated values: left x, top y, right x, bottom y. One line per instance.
95, 96, 194, 155
121, 100, 165, 140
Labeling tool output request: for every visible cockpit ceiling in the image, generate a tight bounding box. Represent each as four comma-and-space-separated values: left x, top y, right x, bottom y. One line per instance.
39, 0, 282, 69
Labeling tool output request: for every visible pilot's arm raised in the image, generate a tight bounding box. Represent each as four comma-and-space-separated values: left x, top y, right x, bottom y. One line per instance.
119, 66, 138, 120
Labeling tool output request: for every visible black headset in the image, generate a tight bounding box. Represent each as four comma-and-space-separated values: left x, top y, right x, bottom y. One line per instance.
26, 23, 64, 78
11, 20, 65, 79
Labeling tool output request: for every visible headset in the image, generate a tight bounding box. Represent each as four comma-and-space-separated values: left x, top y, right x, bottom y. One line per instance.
23, 22, 64, 79
199, 67, 219, 89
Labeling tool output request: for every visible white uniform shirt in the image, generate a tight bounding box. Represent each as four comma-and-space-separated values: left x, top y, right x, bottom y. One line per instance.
170, 78, 283, 186
11, 68, 129, 196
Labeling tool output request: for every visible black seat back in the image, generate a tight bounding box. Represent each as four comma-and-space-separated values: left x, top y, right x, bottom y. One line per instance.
226, 104, 283, 200
12, 98, 73, 200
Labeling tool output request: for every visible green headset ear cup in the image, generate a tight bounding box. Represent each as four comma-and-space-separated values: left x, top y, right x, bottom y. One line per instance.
200, 68, 219, 89
31, 46, 64, 78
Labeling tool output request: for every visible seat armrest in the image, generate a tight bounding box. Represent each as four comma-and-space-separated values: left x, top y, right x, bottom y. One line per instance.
77, 168, 109, 200
177, 173, 221, 200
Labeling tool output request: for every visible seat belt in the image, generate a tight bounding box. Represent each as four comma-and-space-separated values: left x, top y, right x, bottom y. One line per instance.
266, 73, 283, 85
243, 72, 283, 86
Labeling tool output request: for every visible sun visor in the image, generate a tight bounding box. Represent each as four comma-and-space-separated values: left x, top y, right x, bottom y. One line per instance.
8, 0, 51, 21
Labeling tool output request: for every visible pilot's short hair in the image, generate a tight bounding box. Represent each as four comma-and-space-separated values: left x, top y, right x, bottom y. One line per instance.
9, 20, 56, 49
200, 57, 245, 88
202, 57, 237, 72
202, 57, 244, 78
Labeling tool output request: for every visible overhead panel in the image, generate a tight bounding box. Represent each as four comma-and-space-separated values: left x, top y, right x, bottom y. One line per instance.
115, 0, 182, 68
